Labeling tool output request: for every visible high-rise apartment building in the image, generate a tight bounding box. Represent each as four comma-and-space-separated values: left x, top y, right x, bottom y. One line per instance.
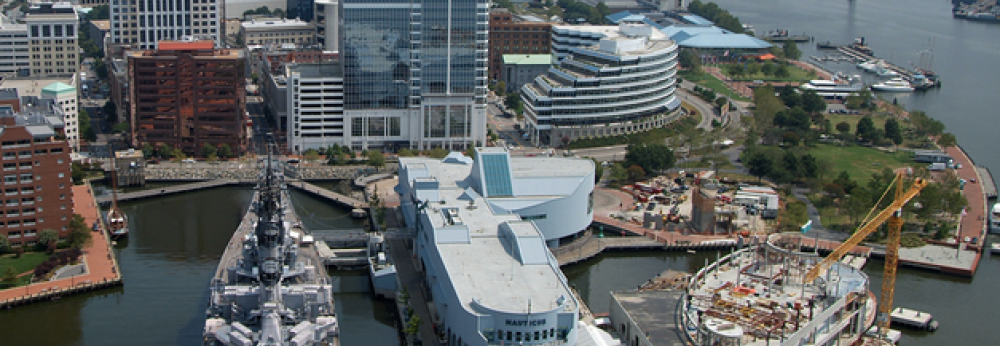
0, 99, 74, 247
127, 40, 247, 157
330, 0, 487, 151
110, 0, 221, 50
23, 2, 78, 78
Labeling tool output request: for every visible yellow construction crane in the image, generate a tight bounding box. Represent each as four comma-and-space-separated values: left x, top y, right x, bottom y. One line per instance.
803, 172, 927, 335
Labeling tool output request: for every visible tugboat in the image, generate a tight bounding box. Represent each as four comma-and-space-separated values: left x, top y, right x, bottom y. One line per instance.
203, 146, 338, 346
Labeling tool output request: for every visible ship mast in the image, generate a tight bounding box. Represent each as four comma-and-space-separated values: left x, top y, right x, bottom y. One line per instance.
109, 143, 121, 214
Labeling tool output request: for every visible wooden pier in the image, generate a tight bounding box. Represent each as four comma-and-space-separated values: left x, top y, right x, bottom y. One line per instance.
287, 180, 366, 209
976, 165, 997, 199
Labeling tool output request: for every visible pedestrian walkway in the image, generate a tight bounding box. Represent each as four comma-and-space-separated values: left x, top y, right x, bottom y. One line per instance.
0, 184, 122, 307
387, 238, 443, 346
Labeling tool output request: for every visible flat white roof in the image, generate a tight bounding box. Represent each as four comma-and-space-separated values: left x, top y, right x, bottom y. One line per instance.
553, 24, 669, 41
402, 154, 579, 314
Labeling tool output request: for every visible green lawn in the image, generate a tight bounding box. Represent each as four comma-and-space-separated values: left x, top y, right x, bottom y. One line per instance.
680, 71, 751, 102
711, 63, 814, 82
0, 252, 48, 275
808, 143, 914, 183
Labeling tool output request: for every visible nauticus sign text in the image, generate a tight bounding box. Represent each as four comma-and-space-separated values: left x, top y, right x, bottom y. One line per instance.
505, 319, 547, 327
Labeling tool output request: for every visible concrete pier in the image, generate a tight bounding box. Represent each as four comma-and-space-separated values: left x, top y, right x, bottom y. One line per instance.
96, 179, 245, 204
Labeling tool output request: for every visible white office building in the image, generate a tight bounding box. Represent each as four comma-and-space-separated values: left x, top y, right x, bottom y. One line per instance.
521, 20, 681, 147
40, 82, 79, 152
397, 149, 594, 346
110, 0, 221, 50
0, 14, 30, 76
24, 2, 78, 78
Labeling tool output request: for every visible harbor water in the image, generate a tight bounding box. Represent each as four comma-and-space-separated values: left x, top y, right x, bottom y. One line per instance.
0, 186, 396, 346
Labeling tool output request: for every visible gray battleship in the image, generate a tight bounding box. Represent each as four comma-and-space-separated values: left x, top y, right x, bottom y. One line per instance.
204, 157, 338, 346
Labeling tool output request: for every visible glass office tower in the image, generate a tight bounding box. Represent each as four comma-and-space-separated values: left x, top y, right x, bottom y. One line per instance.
339, 0, 487, 150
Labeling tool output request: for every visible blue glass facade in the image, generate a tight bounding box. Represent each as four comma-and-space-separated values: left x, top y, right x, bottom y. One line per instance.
342, 1, 412, 110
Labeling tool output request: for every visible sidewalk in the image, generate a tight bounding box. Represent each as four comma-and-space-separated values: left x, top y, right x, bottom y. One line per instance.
388, 238, 443, 346
0, 184, 121, 305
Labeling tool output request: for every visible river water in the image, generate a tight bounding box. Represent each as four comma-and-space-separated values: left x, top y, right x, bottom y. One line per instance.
0, 186, 398, 346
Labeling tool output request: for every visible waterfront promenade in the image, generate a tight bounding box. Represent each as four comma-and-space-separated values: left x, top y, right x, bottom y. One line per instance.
0, 184, 122, 308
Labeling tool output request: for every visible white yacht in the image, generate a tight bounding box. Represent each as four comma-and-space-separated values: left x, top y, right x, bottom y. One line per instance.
871, 78, 914, 92
989, 203, 1000, 234
800, 77, 865, 99
857, 60, 877, 72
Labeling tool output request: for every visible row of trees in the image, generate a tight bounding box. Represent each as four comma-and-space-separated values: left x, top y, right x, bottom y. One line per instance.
556, 0, 610, 25
142, 143, 235, 160
688, 0, 745, 34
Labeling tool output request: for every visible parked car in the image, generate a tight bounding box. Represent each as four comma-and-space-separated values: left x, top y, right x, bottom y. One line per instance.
182, 158, 196, 163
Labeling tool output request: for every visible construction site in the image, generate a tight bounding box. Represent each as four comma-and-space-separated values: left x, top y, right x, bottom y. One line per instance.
676, 174, 929, 346
681, 235, 876, 346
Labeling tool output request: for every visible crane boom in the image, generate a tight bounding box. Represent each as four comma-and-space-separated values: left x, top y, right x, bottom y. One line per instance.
803, 177, 927, 283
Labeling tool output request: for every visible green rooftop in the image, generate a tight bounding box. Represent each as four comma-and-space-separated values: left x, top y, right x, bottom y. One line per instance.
502, 54, 552, 65
41, 82, 76, 95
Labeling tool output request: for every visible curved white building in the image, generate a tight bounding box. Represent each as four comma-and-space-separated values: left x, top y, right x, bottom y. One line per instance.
521, 21, 681, 147
396, 148, 600, 346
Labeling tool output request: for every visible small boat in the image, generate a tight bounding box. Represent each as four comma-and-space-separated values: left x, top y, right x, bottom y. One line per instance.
857, 60, 877, 72
107, 207, 129, 239
816, 41, 838, 49
876, 66, 899, 77
989, 203, 1000, 233
871, 78, 914, 92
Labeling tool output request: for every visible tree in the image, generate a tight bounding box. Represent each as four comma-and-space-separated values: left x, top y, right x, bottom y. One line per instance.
747, 153, 773, 182
760, 62, 776, 76
368, 150, 385, 167
937, 132, 957, 150
910, 111, 945, 137
67, 221, 93, 250
626, 165, 646, 181
608, 163, 627, 183
218, 143, 234, 159
884, 118, 903, 145
678, 49, 701, 72
800, 90, 826, 114
595, 2, 610, 18
405, 315, 421, 336
836, 122, 850, 139
774, 64, 790, 79
201, 142, 218, 158
88, 4, 110, 20
783, 41, 802, 60
494, 81, 507, 97
591, 158, 603, 183
427, 147, 449, 159
78, 110, 97, 142
714, 97, 728, 110
94, 58, 109, 79
0, 234, 10, 254
398, 148, 416, 157
38, 229, 59, 252
625, 143, 675, 174
504, 93, 523, 115
855, 116, 876, 142
2, 266, 16, 287
800, 154, 818, 179
782, 151, 800, 177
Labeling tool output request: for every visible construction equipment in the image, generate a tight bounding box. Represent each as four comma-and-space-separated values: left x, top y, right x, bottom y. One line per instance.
803, 172, 927, 336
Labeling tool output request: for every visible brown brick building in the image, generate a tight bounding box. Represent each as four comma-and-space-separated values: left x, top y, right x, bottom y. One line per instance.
0, 109, 73, 247
127, 40, 248, 157
489, 9, 552, 81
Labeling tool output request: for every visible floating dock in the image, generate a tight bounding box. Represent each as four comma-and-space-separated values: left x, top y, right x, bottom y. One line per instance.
838, 45, 941, 90
976, 165, 997, 199
890, 307, 939, 331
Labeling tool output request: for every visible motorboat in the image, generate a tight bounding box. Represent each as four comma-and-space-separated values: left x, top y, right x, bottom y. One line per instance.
871, 78, 914, 92
857, 60, 877, 72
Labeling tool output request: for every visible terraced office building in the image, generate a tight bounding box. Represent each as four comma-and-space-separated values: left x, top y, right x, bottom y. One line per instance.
520, 20, 681, 147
